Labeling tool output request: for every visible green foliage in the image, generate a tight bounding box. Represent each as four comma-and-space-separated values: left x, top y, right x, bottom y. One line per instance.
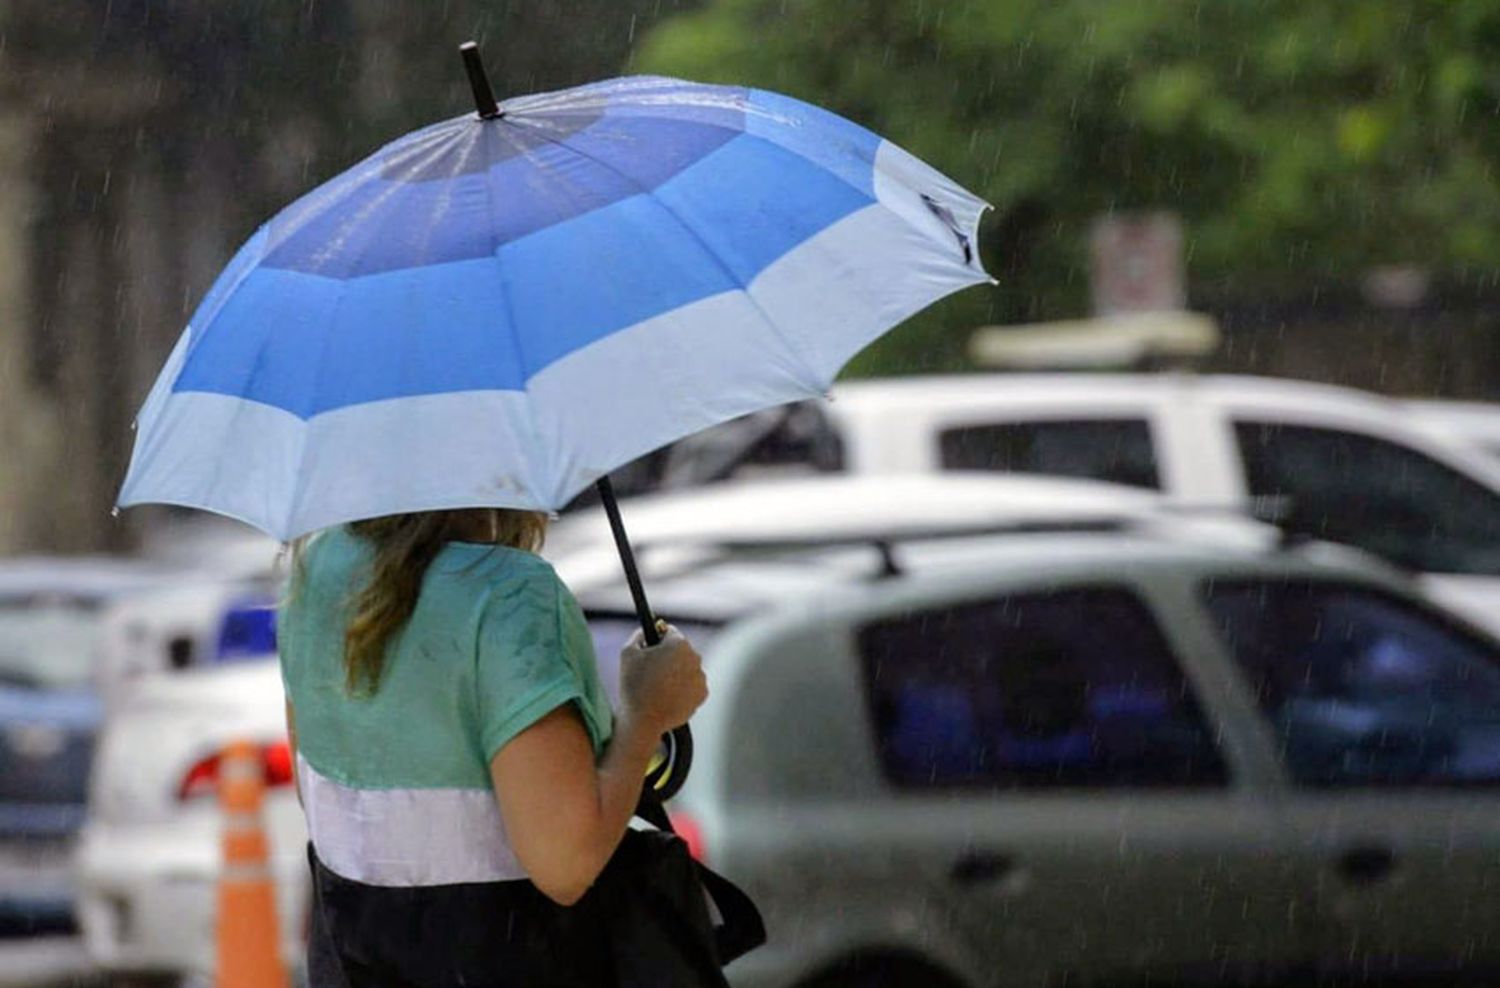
636, 0, 1500, 375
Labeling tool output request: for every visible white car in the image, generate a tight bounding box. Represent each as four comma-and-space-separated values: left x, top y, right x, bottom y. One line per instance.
75, 657, 306, 984
0, 558, 178, 935
575, 514, 1500, 987
657, 373, 1500, 638
546, 472, 1264, 582
95, 519, 285, 710
94, 578, 280, 711
75, 474, 1248, 983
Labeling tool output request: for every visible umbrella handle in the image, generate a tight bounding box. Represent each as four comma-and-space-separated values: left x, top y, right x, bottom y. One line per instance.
596, 476, 694, 800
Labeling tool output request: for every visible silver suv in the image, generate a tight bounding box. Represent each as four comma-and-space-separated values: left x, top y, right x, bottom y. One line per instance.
571, 492, 1500, 987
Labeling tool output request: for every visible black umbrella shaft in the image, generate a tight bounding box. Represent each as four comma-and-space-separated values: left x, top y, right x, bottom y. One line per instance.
596, 476, 661, 646
596, 475, 693, 796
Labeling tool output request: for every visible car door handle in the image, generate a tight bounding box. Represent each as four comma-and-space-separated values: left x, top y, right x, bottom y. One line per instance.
1338, 845, 1397, 886
951, 851, 1016, 886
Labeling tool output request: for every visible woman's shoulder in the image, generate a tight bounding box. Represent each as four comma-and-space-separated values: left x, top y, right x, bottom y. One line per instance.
434, 542, 569, 602
304, 524, 365, 564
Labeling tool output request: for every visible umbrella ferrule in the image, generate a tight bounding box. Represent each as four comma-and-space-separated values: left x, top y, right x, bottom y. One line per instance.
459, 41, 503, 120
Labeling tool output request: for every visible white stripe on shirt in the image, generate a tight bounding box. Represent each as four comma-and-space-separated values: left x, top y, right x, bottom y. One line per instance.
299, 754, 530, 886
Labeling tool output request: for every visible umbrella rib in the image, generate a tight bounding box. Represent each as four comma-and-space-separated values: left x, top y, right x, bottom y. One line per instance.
280, 128, 503, 533
269, 118, 468, 259
478, 137, 550, 504
516, 123, 828, 395
275, 147, 443, 534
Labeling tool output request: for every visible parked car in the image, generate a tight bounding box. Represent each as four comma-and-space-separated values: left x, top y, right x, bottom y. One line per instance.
650, 373, 1500, 639
93, 516, 284, 709
75, 655, 305, 982
84, 466, 1500, 986
545, 471, 1258, 580
0, 557, 175, 934
76, 474, 1234, 982
94, 578, 280, 710
572, 516, 1500, 987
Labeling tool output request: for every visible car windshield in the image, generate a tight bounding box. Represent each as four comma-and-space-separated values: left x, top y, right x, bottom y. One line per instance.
0, 596, 104, 691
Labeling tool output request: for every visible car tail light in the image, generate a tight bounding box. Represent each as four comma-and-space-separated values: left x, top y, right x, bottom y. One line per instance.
263, 740, 295, 787
668, 810, 707, 865
178, 739, 295, 800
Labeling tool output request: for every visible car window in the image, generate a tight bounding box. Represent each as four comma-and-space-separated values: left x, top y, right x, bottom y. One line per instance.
1234, 421, 1500, 575
658, 401, 845, 489
858, 587, 1226, 789
939, 419, 1160, 489
0, 595, 104, 691
1203, 579, 1500, 787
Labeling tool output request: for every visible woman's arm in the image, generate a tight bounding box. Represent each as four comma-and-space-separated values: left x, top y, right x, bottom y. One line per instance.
489, 626, 706, 906
489, 706, 664, 906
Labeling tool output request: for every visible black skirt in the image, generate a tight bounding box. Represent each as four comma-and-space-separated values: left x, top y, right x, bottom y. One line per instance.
305, 844, 614, 988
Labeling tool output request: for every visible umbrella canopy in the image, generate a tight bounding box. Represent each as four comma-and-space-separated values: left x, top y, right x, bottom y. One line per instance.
119, 75, 991, 541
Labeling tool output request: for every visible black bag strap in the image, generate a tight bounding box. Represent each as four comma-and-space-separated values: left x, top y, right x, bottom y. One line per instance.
633, 787, 674, 832
635, 788, 767, 965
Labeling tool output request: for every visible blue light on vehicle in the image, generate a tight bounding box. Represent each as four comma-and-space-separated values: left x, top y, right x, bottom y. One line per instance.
216, 596, 277, 661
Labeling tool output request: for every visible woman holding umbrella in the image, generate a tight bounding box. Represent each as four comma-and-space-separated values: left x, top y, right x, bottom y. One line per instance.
118, 44, 990, 988
283, 507, 706, 985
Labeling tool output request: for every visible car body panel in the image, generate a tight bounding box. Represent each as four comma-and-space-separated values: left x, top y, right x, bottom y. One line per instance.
1405, 399, 1500, 465
76, 806, 307, 974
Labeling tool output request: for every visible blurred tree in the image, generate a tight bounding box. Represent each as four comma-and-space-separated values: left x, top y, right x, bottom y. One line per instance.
635, 0, 1500, 375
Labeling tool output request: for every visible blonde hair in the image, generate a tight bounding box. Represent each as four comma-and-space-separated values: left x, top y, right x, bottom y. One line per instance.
291, 508, 547, 695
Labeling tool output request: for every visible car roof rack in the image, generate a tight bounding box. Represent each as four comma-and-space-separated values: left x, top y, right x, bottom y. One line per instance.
1149, 496, 1308, 548
637, 517, 1134, 579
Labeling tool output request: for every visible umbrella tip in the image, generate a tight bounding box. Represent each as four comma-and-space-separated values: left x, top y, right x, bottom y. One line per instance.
459, 41, 503, 120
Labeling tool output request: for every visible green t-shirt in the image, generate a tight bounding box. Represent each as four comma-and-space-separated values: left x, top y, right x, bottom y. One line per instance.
279, 526, 613, 791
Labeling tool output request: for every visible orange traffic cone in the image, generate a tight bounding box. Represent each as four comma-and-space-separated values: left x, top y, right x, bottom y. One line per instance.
215, 740, 289, 988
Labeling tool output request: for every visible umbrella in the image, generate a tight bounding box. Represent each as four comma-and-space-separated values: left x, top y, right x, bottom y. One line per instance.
118, 44, 993, 789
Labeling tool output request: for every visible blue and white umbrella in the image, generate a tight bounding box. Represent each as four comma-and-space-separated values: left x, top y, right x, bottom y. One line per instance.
119, 71, 991, 541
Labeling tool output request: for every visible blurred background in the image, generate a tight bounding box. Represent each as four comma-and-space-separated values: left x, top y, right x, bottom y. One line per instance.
2, 0, 1499, 555
5, 2, 1500, 987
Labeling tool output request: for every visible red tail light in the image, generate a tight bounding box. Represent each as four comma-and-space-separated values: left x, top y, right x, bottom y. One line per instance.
262, 740, 295, 787
668, 810, 707, 865
178, 739, 295, 800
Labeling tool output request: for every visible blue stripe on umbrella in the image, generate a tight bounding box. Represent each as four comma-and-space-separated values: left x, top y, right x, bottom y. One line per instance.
649, 132, 874, 282
263, 115, 745, 279
743, 89, 881, 200
173, 131, 874, 417
174, 261, 523, 417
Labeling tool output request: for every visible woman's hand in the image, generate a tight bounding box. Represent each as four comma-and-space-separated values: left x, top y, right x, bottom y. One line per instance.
618, 623, 708, 733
